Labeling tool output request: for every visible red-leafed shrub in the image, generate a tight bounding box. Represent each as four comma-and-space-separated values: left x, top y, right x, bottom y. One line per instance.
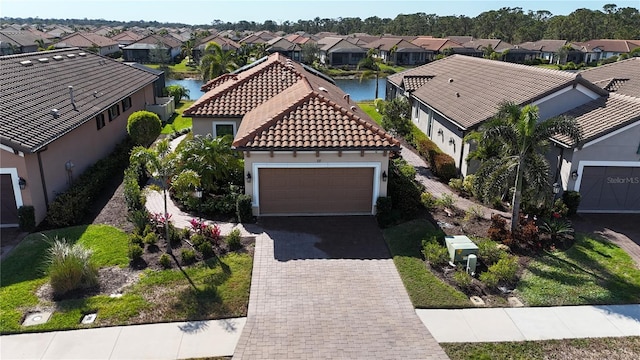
488, 214, 511, 244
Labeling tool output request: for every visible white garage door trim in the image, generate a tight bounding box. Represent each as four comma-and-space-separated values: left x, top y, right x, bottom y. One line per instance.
251, 162, 382, 214
574, 160, 640, 213
1, 168, 24, 228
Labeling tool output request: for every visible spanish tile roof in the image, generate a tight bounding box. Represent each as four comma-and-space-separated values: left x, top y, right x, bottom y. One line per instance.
402, 75, 434, 91
387, 54, 607, 129
579, 57, 640, 97
185, 54, 302, 117
233, 77, 399, 151
57, 32, 118, 48
553, 93, 640, 147
0, 48, 158, 153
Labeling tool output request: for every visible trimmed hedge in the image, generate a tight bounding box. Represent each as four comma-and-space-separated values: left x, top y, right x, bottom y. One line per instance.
388, 159, 423, 221
431, 153, 457, 182
236, 194, 253, 223
17, 205, 36, 232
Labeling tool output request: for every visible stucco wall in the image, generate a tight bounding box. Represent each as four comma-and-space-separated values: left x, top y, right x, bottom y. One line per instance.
192, 117, 242, 138
534, 85, 597, 120
243, 150, 391, 215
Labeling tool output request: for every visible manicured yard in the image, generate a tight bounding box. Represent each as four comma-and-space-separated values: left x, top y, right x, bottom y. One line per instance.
357, 101, 382, 125
442, 337, 640, 360
383, 219, 470, 308
517, 234, 640, 306
146, 59, 199, 76
161, 100, 194, 134
0, 224, 252, 334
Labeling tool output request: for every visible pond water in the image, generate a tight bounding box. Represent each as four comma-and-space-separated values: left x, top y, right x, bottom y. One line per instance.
166, 77, 387, 101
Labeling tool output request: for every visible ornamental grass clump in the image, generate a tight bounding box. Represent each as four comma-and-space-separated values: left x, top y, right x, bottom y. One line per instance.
46, 236, 98, 298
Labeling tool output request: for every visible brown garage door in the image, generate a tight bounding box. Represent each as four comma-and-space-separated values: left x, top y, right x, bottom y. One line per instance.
259, 168, 374, 215
1, 174, 19, 225
578, 166, 640, 212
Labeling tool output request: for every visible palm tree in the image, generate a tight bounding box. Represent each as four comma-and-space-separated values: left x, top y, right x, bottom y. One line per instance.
180, 38, 195, 62
251, 42, 269, 60
199, 42, 238, 82
468, 102, 582, 232
357, 48, 381, 99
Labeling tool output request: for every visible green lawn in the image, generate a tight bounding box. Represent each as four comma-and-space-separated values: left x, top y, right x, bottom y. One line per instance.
517, 234, 640, 306
442, 337, 640, 360
146, 59, 199, 75
357, 101, 382, 125
0, 224, 252, 334
383, 219, 470, 308
162, 100, 194, 134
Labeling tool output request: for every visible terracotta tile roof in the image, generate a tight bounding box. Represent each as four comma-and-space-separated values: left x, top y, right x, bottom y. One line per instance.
579, 57, 640, 97
185, 54, 302, 117
233, 79, 399, 151
0, 48, 157, 153
574, 39, 640, 53
388, 54, 607, 129
553, 93, 640, 147
57, 32, 118, 48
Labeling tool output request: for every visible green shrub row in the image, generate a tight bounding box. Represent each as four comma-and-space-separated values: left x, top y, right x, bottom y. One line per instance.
384, 158, 424, 225
45, 138, 135, 228
18, 205, 35, 232
414, 129, 457, 182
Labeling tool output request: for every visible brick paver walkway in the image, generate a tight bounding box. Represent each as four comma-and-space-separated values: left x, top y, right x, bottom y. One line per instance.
232, 217, 449, 360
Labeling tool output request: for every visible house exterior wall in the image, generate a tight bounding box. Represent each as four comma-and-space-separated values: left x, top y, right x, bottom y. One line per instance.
99, 44, 120, 56
192, 117, 243, 138
242, 151, 391, 215
534, 86, 598, 121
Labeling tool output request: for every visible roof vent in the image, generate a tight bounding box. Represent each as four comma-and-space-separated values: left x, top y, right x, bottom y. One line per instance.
350, 105, 357, 111
78, 52, 87, 56
51, 108, 59, 118
318, 87, 328, 92
53, 55, 64, 61
448, 78, 454, 83
455, 92, 460, 97
38, 58, 49, 63
20, 60, 33, 66
67, 54, 76, 58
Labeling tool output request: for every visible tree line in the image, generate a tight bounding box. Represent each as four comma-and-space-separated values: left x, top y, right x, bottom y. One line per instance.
3, 4, 639, 43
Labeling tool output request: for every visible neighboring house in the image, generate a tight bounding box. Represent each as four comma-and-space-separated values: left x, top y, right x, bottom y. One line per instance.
411, 37, 463, 61
185, 53, 400, 216
110, 30, 144, 47
317, 37, 367, 66
192, 35, 241, 63
388, 54, 639, 213
573, 39, 640, 63
515, 40, 583, 64
55, 32, 120, 56
456, 38, 513, 58
0, 30, 52, 54
284, 33, 318, 45
239, 30, 277, 45
122, 34, 182, 63
0, 48, 158, 227
365, 37, 427, 65
266, 37, 302, 61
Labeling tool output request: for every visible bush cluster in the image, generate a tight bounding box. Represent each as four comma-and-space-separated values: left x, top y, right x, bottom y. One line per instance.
236, 194, 253, 223
127, 110, 162, 146
387, 158, 423, 222
225, 229, 242, 251
46, 237, 99, 299
18, 205, 36, 232
422, 241, 449, 267
45, 138, 134, 228
479, 255, 518, 288
414, 132, 457, 182
562, 191, 581, 216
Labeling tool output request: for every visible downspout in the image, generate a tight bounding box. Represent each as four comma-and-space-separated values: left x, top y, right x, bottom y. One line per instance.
458, 130, 466, 177
554, 147, 564, 183
37, 150, 49, 209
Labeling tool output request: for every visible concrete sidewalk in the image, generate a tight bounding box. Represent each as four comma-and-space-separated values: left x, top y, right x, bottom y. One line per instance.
0, 317, 246, 360
417, 304, 640, 343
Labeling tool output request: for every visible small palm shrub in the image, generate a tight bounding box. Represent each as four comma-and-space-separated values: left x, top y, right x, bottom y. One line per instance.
159, 253, 172, 269
46, 237, 98, 298
423, 241, 449, 267
181, 249, 196, 265
539, 217, 574, 246
226, 229, 242, 251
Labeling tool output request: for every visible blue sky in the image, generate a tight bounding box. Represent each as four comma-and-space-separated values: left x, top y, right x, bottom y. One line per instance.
2, 0, 638, 25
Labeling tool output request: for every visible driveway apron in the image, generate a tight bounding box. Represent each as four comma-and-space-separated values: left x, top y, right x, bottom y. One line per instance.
233, 216, 448, 359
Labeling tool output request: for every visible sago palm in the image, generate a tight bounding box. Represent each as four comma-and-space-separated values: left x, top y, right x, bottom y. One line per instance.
469, 102, 581, 232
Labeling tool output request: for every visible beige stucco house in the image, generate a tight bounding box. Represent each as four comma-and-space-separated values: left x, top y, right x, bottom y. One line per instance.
0, 48, 158, 226
185, 53, 399, 216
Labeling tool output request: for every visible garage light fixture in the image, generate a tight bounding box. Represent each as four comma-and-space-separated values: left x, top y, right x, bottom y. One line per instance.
382, 171, 388, 182
552, 182, 560, 195
571, 170, 578, 180
18, 177, 26, 190
246, 172, 252, 183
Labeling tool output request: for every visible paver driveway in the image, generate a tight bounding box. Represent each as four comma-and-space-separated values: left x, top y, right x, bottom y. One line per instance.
233, 216, 448, 359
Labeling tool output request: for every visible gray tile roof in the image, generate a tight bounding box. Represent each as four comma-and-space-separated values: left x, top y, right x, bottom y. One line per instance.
553, 93, 640, 147
579, 57, 640, 98
0, 48, 158, 152
388, 54, 607, 129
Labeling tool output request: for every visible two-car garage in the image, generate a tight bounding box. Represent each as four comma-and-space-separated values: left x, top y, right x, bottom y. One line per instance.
256, 166, 377, 215
576, 163, 640, 213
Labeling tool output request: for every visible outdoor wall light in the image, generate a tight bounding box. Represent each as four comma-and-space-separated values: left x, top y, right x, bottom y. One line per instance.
382, 171, 388, 182
246, 172, 252, 183
18, 177, 26, 190
571, 170, 578, 180
448, 137, 455, 145
437, 128, 443, 136
552, 182, 560, 195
